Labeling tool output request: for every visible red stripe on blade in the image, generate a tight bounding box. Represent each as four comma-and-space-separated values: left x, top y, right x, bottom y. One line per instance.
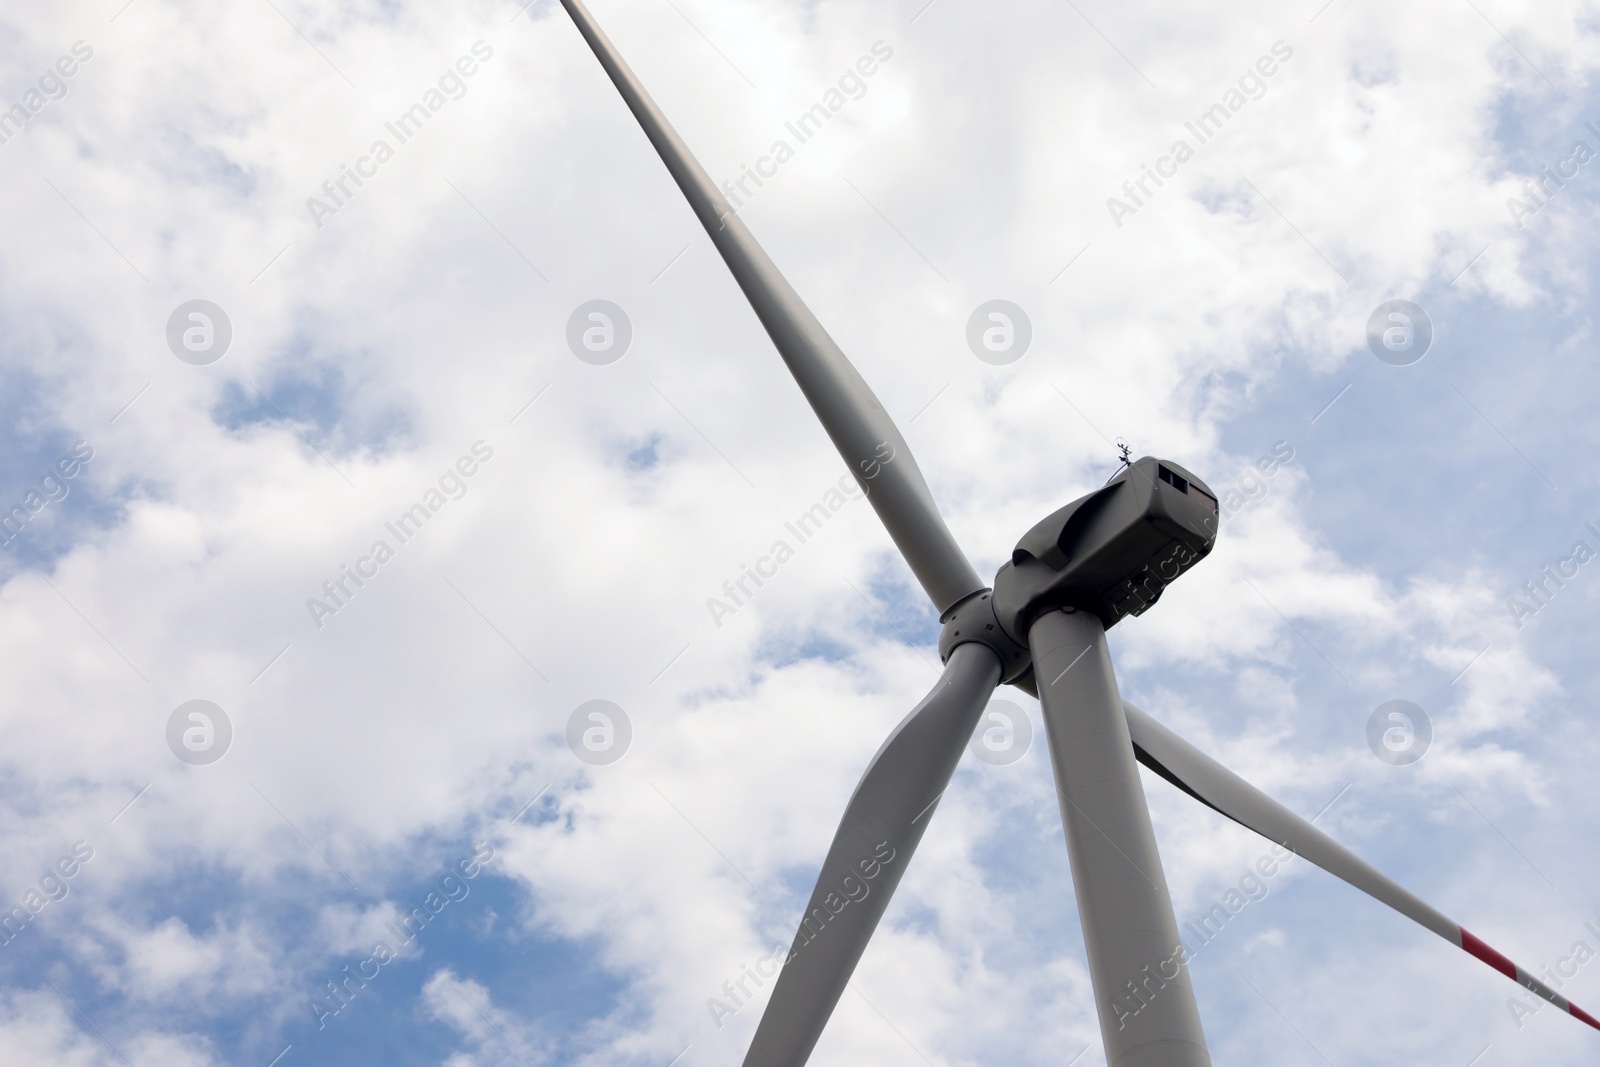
1571, 1004, 1600, 1032
1460, 928, 1518, 980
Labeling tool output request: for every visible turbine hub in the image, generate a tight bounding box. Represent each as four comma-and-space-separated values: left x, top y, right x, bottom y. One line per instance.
937, 589, 1031, 684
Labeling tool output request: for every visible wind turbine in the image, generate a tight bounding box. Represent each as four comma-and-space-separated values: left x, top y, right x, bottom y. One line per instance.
554, 2, 1600, 1062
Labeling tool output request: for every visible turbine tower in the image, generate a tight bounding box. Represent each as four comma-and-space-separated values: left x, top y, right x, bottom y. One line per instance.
555, 2, 1600, 1062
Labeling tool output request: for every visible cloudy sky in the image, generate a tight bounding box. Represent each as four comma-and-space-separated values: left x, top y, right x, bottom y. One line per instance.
1, 0, 1599, 1064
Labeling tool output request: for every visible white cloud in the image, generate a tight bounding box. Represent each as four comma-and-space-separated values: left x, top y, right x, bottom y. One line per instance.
0, 987, 219, 1066
0, 0, 1597, 1064
422, 967, 550, 1067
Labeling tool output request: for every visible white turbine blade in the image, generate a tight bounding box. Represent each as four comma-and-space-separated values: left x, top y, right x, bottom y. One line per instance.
1034, 612, 1211, 1065
741, 643, 1002, 1067
557, 0, 985, 613
1124, 701, 1600, 1035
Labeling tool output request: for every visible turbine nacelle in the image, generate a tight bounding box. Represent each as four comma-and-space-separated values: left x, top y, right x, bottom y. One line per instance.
939, 457, 1218, 690
996, 455, 1218, 634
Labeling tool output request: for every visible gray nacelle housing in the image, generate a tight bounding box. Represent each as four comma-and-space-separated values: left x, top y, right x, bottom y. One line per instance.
991, 456, 1219, 643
